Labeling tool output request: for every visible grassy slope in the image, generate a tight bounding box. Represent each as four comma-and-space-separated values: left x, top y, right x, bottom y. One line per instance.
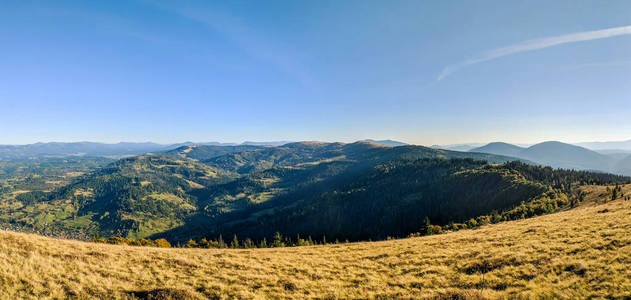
1, 185, 630, 299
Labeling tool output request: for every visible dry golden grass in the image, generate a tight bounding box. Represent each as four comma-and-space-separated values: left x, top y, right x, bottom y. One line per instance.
1, 185, 630, 299
580, 183, 631, 204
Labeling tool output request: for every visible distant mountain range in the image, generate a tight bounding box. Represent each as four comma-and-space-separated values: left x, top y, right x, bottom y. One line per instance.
362, 139, 408, 147
430, 143, 486, 152
433, 139, 631, 153
3, 139, 630, 175
0, 141, 284, 160
0, 140, 410, 160
0, 142, 168, 160
469, 141, 631, 175
574, 140, 631, 151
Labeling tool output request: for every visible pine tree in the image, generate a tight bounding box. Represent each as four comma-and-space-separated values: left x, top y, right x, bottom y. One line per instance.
421, 216, 431, 235
218, 234, 226, 248
272, 232, 285, 247
243, 238, 254, 248
231, 234, 239, 248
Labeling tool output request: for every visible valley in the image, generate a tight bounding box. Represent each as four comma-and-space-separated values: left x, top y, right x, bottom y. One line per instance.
1, 141, 625, 245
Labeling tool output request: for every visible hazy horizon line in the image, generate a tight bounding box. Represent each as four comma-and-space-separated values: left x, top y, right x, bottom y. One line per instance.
1, 138, 630, 148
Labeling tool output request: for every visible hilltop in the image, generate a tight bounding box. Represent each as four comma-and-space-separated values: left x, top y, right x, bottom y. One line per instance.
469, 142, 524, 157
0, 184, 629, 299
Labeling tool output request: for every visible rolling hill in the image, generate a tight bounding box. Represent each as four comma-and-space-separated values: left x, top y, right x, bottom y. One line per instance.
468, 142, 524, 157
0, 184, 629, 299
1, 141, 627, 244
471, 141, 631, 175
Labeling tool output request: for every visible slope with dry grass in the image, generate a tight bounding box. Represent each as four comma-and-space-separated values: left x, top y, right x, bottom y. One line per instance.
1, 185, 630, 299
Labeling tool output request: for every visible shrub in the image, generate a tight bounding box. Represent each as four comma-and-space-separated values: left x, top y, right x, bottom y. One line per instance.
154, 239, 171, 248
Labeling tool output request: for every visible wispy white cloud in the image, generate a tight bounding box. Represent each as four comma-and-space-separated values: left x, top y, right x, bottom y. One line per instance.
438, 25, 631, 80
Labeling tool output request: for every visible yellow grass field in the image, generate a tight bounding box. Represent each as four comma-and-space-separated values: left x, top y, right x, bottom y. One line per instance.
1, 185, 630, 299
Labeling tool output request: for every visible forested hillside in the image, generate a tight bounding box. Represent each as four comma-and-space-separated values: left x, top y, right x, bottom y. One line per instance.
0, 142, 627, 244
164, 159, 626, 243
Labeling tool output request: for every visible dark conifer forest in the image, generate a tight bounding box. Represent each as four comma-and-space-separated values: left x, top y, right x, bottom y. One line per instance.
0, 142, 628, 247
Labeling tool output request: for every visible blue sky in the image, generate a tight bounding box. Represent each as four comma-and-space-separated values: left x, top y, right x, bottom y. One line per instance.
1, 0, 630, 145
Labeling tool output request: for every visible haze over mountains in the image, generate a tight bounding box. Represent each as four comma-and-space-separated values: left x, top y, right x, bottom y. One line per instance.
4, 138, 631, 176
575, 140, 631, 152
0, 140, 409, 160
430, 143, 486, 152
433, 139, 631, 153
0, 141, 289, 160
469, 141, 631, 176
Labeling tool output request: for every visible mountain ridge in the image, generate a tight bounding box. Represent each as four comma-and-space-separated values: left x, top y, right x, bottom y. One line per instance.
471, 141, 631, 175
0, 142, 537, 239
2, 141, 626, 244
0, 140, 407, 160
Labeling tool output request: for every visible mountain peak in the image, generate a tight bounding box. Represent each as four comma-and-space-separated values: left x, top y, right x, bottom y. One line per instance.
527, 141, 600, 153
470, 142, 524, 157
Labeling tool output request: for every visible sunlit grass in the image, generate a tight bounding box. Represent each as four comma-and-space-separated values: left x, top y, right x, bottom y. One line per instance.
0, 185, 630, 299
